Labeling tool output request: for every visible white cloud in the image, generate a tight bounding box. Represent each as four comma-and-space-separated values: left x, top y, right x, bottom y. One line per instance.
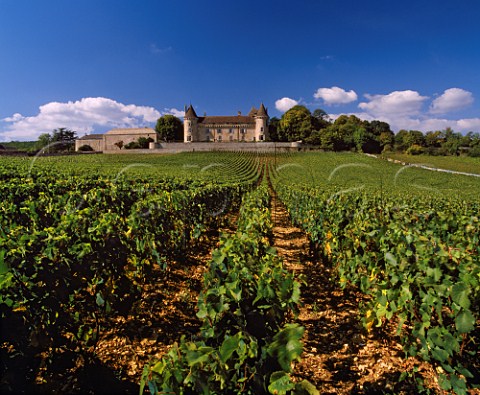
275, 97, 299, 112
164, 107, 185, 118
455, 118, 480, 131
430, 88, 474, 114
3, 113, 24, 123
150, 44, 173, 55
358, 90, 429, 118
334, 89, 479, 133
1, 97, 163, 141
313, 86, 357, 105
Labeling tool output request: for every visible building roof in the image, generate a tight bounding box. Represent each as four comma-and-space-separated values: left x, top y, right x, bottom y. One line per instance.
184, 105, 198, 119
256, 103, 268, 117
198, 115, 256, 126
78, 134, 104, 140
105, 127, 156, 135
248, 106, 258, 117
185, 103, 269, 125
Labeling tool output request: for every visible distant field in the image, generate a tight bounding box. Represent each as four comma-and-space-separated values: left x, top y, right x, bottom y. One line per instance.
3, 151, 479, 200
0, 140, 38, 150
0, 151, 259, 184
382, 152, 480, 175
273, 151, 480, 201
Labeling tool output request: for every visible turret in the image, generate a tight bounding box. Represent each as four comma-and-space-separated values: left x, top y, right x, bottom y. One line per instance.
184, 104, 198, 142
254, 103, 269, 141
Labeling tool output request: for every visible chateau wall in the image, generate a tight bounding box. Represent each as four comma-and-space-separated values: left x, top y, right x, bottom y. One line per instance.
104, 142, 307, 154
196, 126, 257, 142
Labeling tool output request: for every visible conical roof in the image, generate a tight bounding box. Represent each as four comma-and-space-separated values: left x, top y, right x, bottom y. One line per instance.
256, 103, 268, 117
184, 104, 198, 119
247, 106, 258, 117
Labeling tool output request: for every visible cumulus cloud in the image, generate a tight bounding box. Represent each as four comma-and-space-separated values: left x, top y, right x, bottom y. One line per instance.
0, 97, 162, 141
164, 107, 185, 118
275, 97, 299, 112
430, 88, 474, 114
358, 90, 429, 118
313, 86, 358, 105
341, 89, 479, 133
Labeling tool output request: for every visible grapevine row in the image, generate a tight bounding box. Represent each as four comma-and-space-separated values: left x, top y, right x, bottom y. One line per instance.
273, 179, 479, 394
141, 183, 318, 395
0, 154, 260, 387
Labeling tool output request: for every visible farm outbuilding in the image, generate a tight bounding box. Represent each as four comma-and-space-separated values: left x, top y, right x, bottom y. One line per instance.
75, 128, 158, 151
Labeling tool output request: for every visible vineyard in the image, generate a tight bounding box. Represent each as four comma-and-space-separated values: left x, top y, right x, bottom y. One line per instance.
0, 152, 479, 394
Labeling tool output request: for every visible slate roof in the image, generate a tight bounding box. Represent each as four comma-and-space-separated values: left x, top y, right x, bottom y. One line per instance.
257, 103, 268, 117
184, 103, 268, 125
79, 134, 104, 140
105, 128, 156, 135
184, 105, 198, 118
198, 116, 256, 125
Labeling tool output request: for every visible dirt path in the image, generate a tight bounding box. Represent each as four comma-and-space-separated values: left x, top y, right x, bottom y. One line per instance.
269, 192, 433, 394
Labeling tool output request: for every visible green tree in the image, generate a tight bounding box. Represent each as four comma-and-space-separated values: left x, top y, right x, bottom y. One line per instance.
406, 130, 425, 147
442, 127, 462, 155
155, 115, 183, 141
46, 128, 77, 151
425, 131, 444, 148
267, 117, 282, 141
278, 105, 314, 142
37, 133, 52, 148
312, 108, 331, 130
394, 130, 410, 151
395, 130, 424, 152
137, 137, 154, 148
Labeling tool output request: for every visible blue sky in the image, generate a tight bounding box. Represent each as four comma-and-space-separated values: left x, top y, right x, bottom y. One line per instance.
1, 0, 480, 141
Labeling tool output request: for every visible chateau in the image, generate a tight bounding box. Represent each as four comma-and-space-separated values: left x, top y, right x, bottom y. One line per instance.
75, 103, 270, 151
183, 103, 269, 143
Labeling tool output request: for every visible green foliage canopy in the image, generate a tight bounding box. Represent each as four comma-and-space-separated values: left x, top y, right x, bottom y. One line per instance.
278, 105, 314, 142
155, 114, 183, 141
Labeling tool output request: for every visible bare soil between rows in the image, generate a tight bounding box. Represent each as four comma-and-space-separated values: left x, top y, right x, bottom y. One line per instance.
269, 193, 442, 394
2, 193, 479, 394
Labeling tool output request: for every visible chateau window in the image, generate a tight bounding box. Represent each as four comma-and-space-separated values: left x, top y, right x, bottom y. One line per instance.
241, 129, 246, 134
261, 127, 264, 132
260, 135, 264, 141
229, 129, 234, 134
187, 135, 192, 142
218, 135, 222, 142
217, 129, 222, 134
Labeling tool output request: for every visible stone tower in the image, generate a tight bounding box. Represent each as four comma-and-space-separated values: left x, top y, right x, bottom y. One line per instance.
184, 104, 198, 142
254, 103, 269, 141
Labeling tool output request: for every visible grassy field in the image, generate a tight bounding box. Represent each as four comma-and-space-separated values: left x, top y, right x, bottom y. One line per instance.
0, 140, 38, 150
273, 151, 480, 201
381, 152, 480, 175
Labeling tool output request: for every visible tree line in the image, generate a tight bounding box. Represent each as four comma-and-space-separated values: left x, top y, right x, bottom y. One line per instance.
6, 110, 479, 157
268, 105, 480, 157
